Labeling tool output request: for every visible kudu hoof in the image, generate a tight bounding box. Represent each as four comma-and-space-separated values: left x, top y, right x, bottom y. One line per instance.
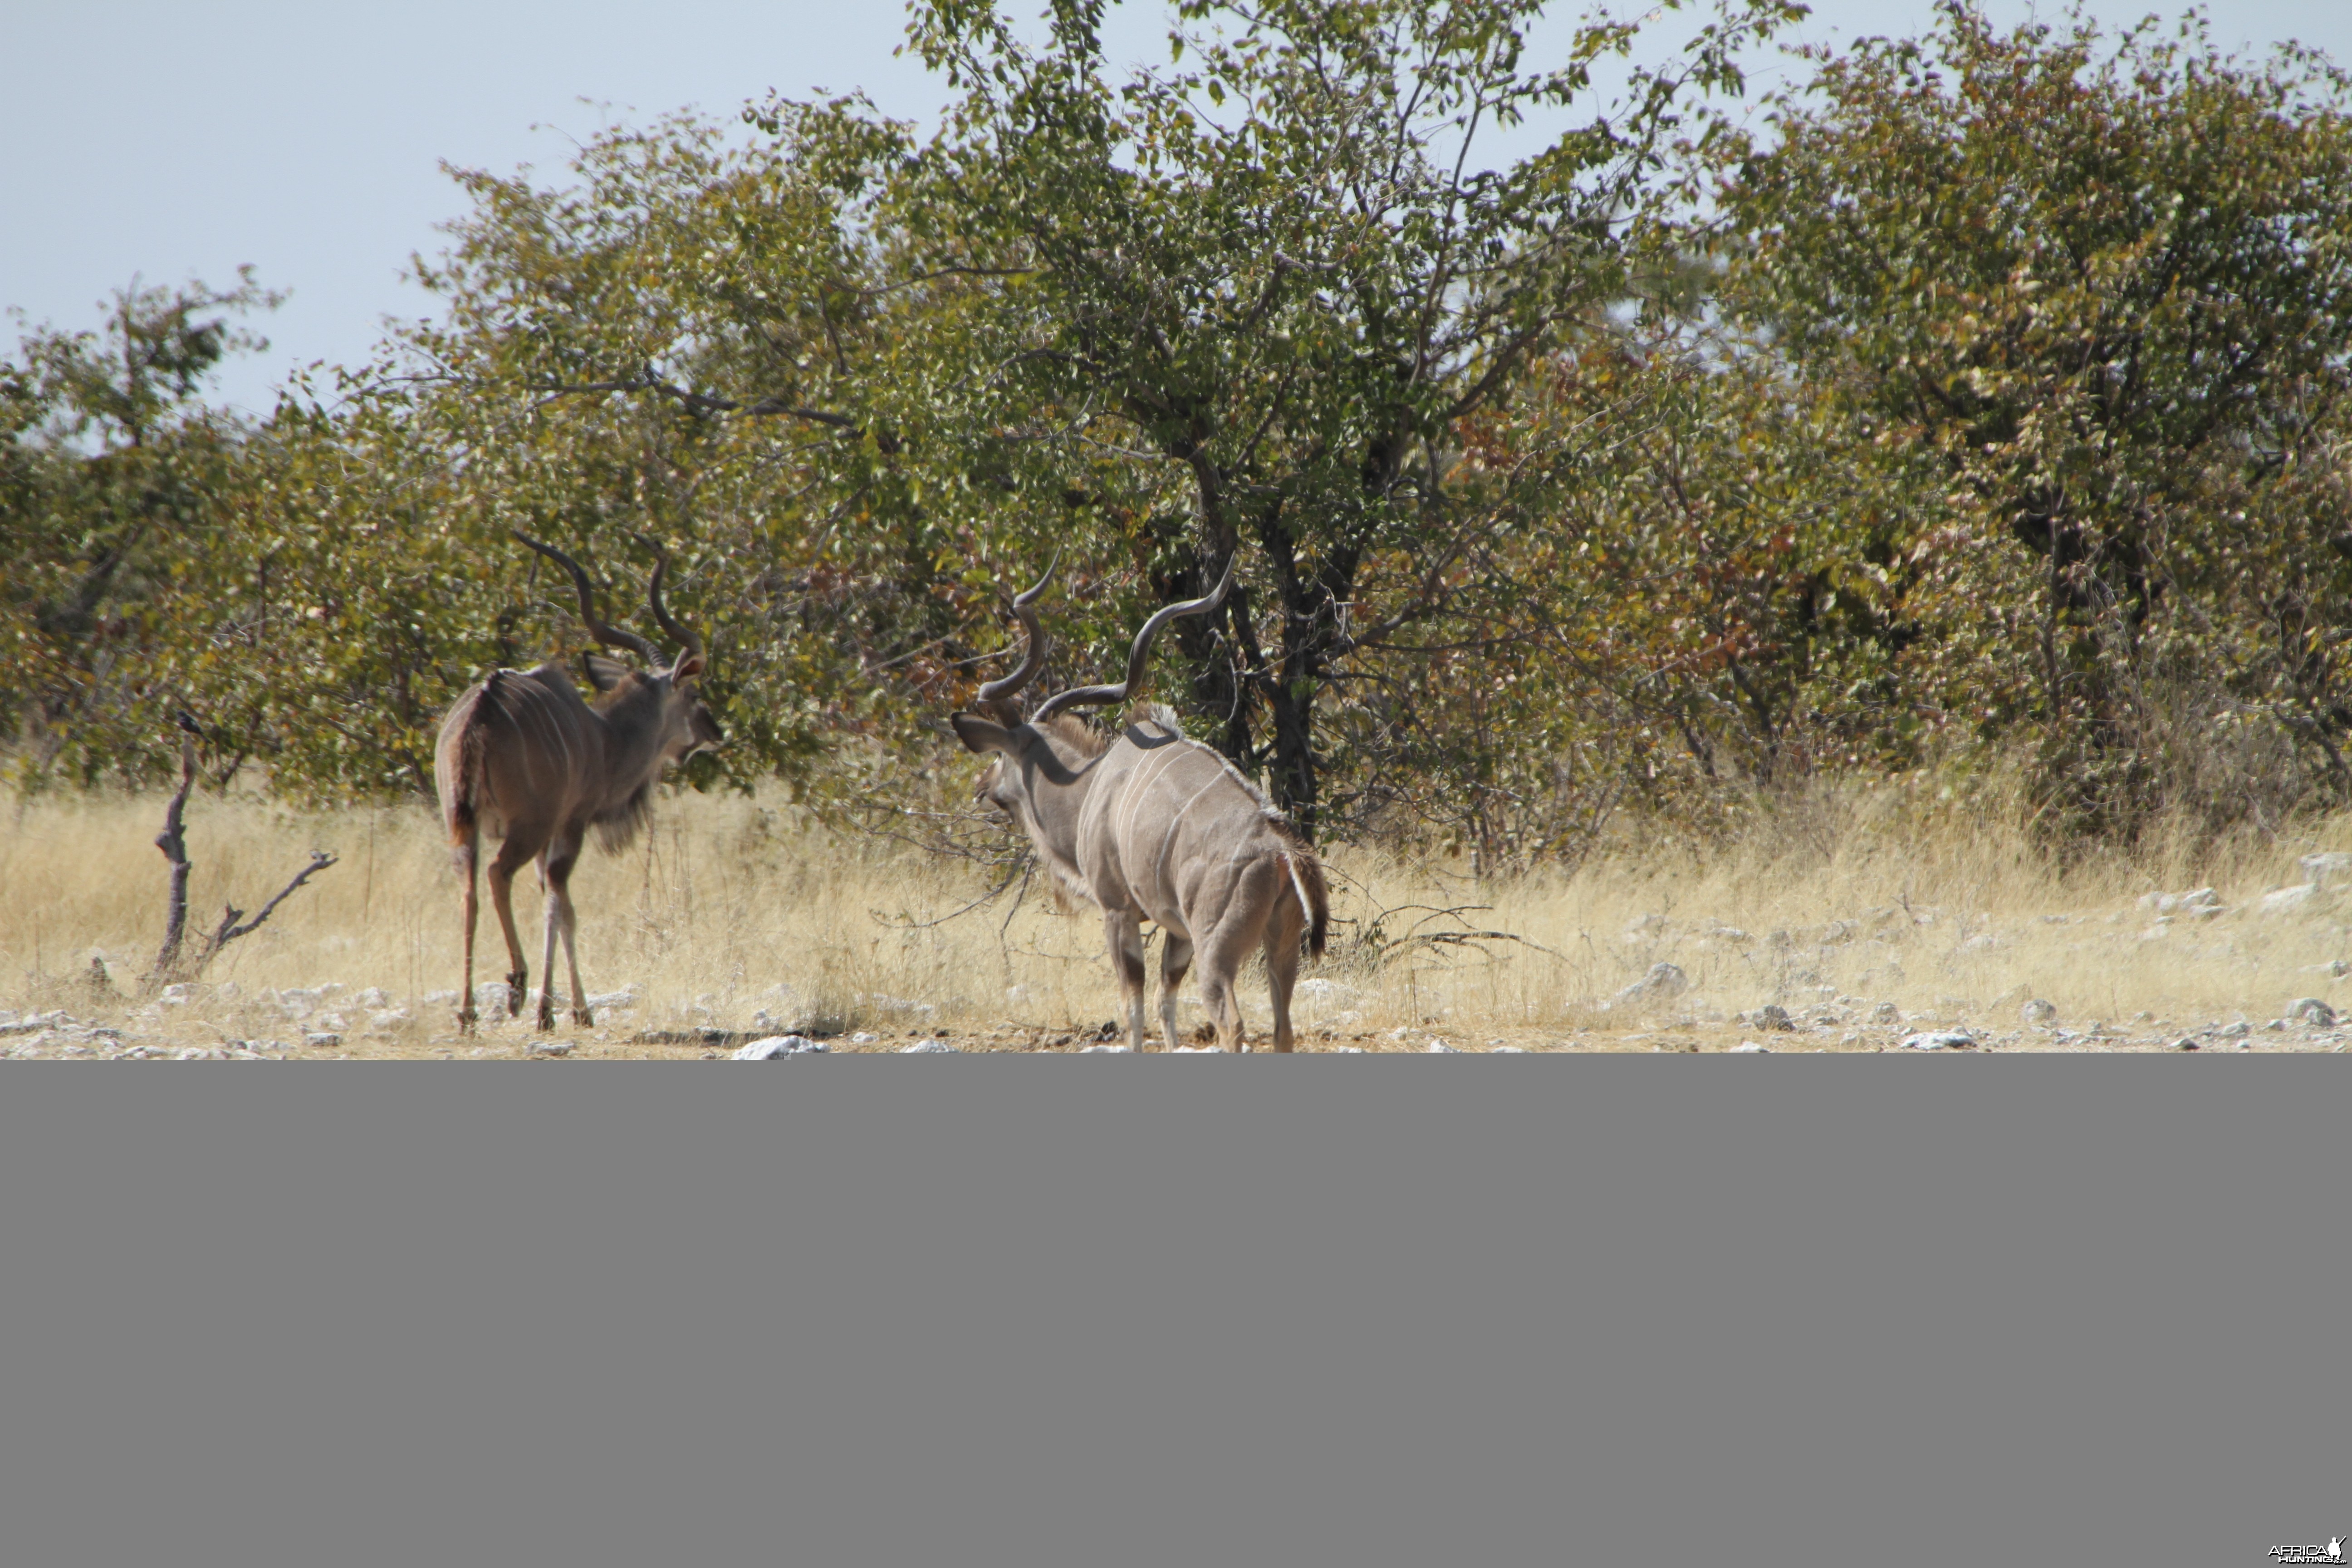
572, 1009, 596, 1027
457, 1009, 478, 1034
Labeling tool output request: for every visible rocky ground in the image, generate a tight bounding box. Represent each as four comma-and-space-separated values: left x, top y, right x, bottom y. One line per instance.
13, 856, 2352, 1058
5, 982, 2347, 1058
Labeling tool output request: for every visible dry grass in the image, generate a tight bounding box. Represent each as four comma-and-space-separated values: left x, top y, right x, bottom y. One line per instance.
5, 779, 2352, 1055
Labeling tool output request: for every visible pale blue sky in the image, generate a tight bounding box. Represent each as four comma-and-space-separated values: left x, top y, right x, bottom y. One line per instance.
5, 1, 2347, 417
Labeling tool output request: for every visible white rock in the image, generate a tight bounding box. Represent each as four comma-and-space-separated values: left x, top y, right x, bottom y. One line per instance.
2258, 884, 2323, 915
304, 1032, 343, 1048
1426, 1041, 1461, 1053
1328, 1046, 1367, 1053
353, 987, 390, 1009
1615, 962, 1690, 1004
1730, 1042, 1771, 1053
159, 983, 197, 1006
1489, 1045, 1528, 1053
1900, 1030, 1976, 1050
585, 986, 638, 1010
1168, 1046, 1220, 1053
850, 1032, 879, 1044
532, 1039, 574, 1057
471, 982, 512, 1020
1078, 1044, 1132, 1053
2298, 852, 2352, 887
1293, 978, 1363, 1008
2285, 997, 2337, 1026
733, 1035, 825, 1059
2020, 998, 2059, 1026
901, 1040, 959, 1053
1870, 1002, 1902, 1024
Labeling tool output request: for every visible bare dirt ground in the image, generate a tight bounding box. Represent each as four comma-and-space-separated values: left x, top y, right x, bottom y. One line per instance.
6, 784, 2352, 1059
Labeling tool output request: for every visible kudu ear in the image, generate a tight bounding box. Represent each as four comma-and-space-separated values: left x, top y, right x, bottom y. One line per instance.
670, 652, 706, 683
580, 652, 631, 692
951, 712, 1017, 756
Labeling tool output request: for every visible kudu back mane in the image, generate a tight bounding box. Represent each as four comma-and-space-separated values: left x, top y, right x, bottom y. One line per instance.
1037, 711, 1112, 760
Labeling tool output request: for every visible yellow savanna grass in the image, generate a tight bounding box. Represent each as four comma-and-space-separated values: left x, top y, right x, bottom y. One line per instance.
3, 778, 2348, 1053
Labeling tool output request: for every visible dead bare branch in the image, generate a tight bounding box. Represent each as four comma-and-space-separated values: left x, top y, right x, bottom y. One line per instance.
145, 717, 338, 989
190, 851, 339, 974
874, 856, 1028, 931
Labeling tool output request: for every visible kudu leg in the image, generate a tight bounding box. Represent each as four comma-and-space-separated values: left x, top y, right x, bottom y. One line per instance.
546, 833, 593, 1027
534, 851, 563, 1032
1158, 932, 1194, 1052
1261, 911, 1302, 1054
1194, 917, 1252, 1051
1104, 909, 1149, 1051
486, 841, 533, 1026
1197, 857, 1287, 1052
1196, 960, 1247, 1052
454, 832, 481, 1034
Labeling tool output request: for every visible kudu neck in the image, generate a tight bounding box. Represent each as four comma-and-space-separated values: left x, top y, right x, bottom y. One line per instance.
1011, 720, 1108, 859
593, 676, 677, 788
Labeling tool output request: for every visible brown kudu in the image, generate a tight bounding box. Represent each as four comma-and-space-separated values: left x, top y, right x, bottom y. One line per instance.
433, 533, 720, 1032
951, 559, 1329, 1051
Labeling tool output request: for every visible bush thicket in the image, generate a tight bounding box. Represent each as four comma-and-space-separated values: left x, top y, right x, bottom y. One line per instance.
6, 1, 2349, 862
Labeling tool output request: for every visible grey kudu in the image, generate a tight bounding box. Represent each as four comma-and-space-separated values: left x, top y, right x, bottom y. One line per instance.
953, 560, 1329, 1051
434, 533, 720, 1032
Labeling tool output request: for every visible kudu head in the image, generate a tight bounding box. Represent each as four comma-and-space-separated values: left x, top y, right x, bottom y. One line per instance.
951, 554, 1236, 819
514, 531, 723, 763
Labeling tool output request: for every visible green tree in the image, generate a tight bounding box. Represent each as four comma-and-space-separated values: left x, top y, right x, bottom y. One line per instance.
1719, 1, 2352, 833
1, 270, 284, 786
866, 0, 1798, 837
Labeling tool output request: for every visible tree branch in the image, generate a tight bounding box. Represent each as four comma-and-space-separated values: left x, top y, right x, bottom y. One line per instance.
184, 849, 338, 981
529, 368, 859, 429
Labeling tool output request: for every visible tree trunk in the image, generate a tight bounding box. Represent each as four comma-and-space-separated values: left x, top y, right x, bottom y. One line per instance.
147, 734, 197, 989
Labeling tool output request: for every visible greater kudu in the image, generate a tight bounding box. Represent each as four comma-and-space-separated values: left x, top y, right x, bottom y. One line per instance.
952, 561, 1329, 1051
434, 533, 721, 1032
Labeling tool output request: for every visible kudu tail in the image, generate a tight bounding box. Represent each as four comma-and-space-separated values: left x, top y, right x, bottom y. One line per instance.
1278, 846, 1329, 960
434, 673, 503, 845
